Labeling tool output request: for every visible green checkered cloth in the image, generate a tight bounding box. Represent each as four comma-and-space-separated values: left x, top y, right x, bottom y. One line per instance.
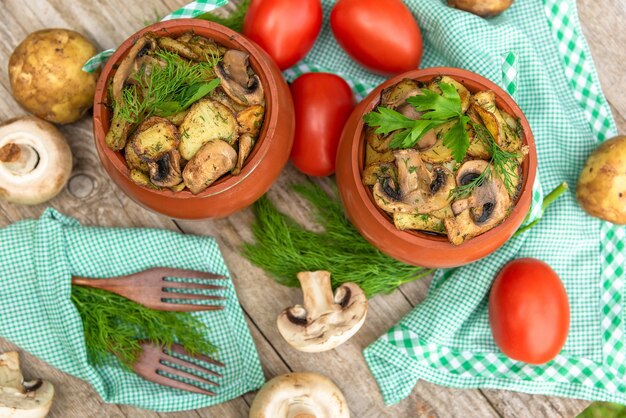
0, 208, 264, 412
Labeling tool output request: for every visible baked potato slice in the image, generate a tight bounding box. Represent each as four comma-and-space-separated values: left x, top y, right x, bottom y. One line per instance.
125, 140, 149, 173
105, 105, 133, 151
131, 116, 179, 161
183, 139, 237, 194
157, 37, 200, 61
362, 162, 396, 186
237, 105, 265, 138
130, 169, 160, 190
366, 127, 392, 153
427, 76, 471, 113
381, 78, 420, 108
393, 213, 446, 233
179, 98, 238, 160
420, 122, 455, 164
365, 143, 395, 166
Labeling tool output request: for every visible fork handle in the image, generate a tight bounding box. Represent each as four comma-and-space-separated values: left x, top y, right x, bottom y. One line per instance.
71, 276, 135, 296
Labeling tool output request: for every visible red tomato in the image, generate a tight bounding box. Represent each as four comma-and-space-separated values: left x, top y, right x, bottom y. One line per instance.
243, 0, 322, 70
330, 0, 423, 76
289, 73, 355, 177
489, 258, 570, 364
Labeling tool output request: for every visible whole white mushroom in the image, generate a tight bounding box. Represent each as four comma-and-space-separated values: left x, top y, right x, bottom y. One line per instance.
0, 116, 72, 205
0, 352, 54, 418
249, 372, 349, 418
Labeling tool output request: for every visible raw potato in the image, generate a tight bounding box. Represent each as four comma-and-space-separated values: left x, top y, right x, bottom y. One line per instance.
131, 117, 179, 161
183, 139, 237, 194
448, 0, 514, 17
9, 29, 98, 124
179, 99, 238, 160
577, 136, 626, 224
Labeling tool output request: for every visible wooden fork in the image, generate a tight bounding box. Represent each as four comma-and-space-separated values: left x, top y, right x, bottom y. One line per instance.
133, 341, 224, 396
71, 267, 227, 311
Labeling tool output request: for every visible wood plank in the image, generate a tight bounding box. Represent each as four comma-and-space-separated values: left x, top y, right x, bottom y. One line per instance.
0, 0, 622, 417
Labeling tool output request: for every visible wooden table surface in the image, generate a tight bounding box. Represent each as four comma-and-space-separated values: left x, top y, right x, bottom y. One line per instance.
0, 1, 624, 417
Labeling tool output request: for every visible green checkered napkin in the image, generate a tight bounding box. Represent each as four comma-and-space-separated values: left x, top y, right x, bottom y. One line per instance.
0, 208, 264, 412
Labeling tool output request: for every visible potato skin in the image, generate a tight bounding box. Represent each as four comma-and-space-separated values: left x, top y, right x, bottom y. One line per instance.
9, 29, 98, 124
448, 0, 514, 17
577, 136, 626, 224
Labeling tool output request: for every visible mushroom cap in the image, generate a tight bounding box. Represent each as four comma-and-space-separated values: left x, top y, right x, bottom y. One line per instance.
0, 116, 72, 205
215, 50, 265, 106
249, 372, 349, 418
277, 271, 368, 353
0, 352, 54, 418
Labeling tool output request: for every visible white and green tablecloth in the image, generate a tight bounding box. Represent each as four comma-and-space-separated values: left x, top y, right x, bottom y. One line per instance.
80, 0, 626, 408
0, 209, 264, 411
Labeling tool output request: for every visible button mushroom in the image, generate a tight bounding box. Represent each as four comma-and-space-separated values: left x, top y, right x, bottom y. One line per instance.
373, 149, 455, 214
0, 116, 72, 205
249, 372, 349, 418
0, 352, 54, 418
182, 139, 237, 194
148, 150, 183, 188
276, 271, 368, 353
215, 50, 264, 106
445, 160, 512, 245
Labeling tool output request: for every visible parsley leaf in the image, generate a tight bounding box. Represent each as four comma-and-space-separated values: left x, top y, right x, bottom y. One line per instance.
363, 82, 469, 161
443, 115, 470, 162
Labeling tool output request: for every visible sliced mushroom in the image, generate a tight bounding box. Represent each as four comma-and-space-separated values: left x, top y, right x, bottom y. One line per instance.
0, 352, 54, 418
210, 87, 247, 114
0, 116, 72, 205
157, 36, 200, 61
445, 160, 512, 245
232, 134, 255, 175
183, 139, 237, 194
112, 34, 157, 103
276, 271, 368, 353
215, 50, 264, 106
148, 150, 182, 188
249, 372, 349, 418
373, 149, 455, 213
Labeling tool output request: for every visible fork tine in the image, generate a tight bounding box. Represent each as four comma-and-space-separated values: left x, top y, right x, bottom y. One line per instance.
162, 280, 227, 291
159, 268, 227, 281
150, 371, 218, 396
157, 362, 220, 388
158, 302, 224, 312
160, 352, 222, 378
168, 343, 225, 368
161, 292, 226, 301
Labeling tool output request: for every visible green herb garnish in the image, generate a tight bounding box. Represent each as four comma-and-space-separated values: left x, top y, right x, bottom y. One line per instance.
364, 82, 470, 162
242, 183, 433, 298
197, 0, 251, 33
71, 285, 216, 369
115, 50, 221, 123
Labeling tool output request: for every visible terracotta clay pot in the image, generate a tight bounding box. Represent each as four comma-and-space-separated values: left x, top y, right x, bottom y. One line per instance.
335, 68, 537, 268
93, 19, 295, 220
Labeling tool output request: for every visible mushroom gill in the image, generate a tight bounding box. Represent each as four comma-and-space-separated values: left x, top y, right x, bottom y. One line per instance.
215, 50, 264, 106
445, 159, 512, 245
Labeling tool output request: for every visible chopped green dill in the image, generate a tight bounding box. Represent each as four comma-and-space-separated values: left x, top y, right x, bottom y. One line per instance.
242, 183, 433, 297
71, 286, 216, 369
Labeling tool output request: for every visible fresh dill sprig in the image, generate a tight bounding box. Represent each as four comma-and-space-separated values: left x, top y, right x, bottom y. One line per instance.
242, 183, 433, 298
71, 285, 216, 369
197, 0, 251, 33
115, 49, 221, 123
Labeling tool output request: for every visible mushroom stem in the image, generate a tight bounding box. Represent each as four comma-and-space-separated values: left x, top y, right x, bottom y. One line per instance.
0, 143, 39, 175
297, 271, 336, 320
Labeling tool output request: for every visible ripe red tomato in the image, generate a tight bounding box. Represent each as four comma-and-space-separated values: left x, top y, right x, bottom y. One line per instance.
330, 0, 423, 76
289, 73, 355, 177
243, 0, 322, 70
489, 258, 570, 364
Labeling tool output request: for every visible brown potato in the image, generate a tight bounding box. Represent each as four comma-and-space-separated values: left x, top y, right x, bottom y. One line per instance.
131, 117, 179, 161
448, 0, 514, 17
237, 105, 265, 138
577, 136, 626, 224
9, 29, 98, 124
